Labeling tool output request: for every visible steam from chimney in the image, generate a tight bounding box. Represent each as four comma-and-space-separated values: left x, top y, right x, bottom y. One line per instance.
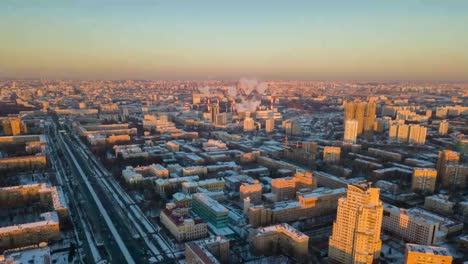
231, 78, 267, 113
198, 86, 211, 94
197, 78, 268, 113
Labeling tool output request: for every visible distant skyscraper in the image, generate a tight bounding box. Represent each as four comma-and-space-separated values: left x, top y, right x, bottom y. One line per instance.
389, 124, 426, 144
343, 100, 376, 137
344, 119, 358, 143
265, 118, 274, 133
408, 124, 427, 144
364, 102, 376, 138
397, 124, 409, 143
215, 113, 227, 126
344, 101, 357, 122
210, 104, 219, 123
389, 124, 398, 141
355, 102, 366, 135
438, 120, 449, 136
329, 183, 383, 264
283, 119, 302, 136
243, 117, 255, 132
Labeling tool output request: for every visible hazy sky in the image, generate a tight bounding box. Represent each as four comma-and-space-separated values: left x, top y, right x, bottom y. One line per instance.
1, 0, 467, 81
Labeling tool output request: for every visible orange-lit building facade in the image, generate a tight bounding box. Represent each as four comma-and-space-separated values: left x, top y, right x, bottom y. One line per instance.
405, 244, 452, 264
328, 183, 383, 264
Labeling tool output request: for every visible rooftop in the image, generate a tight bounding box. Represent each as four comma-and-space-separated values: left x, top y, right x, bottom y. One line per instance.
256, 223, 308, 242
406, 243, 451, 256
193, 193, 229, 214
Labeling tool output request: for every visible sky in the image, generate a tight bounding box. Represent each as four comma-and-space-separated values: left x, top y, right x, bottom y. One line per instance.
1, 0, 467, 81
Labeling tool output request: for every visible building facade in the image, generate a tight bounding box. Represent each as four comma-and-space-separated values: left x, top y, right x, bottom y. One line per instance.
344, 119, 358, 143
405, 244, 452, 264
411, 168, 437, 194
250, 223, 309, 260
160, 204, 208, 242
191, 193, 229, 229
328, 183, 383, 264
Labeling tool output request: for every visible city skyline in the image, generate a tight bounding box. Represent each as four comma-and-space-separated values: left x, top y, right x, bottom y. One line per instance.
1, 0, 468, 81
0, 1, 467, 263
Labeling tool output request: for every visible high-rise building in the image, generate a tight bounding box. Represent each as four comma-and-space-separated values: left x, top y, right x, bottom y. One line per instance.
408, 124, 427, 144
323, 147, 341, 164
343, 100, 375, 137
405, 244, 452, 264
210, 104, 219, 123
344, 119, 358, 143
439, 120, 449, 136
437, 150, 466, 189
243, 112, 255, 132
355, 102, 366, 135
2, 117, 27, 136
328, 183, 383, 264
215, 113, 227, 126
389, 124, 398, 141
185, 236, 230, 264
265, 118, 274, 133
389, 124, 426, 144
160, 204, 208, 242
411, 168, 437, 194
364, 102, 376, 137
283, 119, 302, 136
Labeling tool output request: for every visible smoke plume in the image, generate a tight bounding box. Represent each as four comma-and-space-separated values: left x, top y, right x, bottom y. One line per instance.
231, 78, 267, 113
197, 78, 268, 113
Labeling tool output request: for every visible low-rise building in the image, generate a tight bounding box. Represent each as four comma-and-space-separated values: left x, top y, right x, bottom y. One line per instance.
160, 204, 208, 242
182, 179, 225, 194
405, 244, 452, 264
249, 188, 346, 227
0, 212, 60, 251
424, 195, 454, 215
185, 236, 230, 264
251, 223, 309, 260
382, 204, 463, 245
122, 164, 169, 184
191, 193, 229, 229
271, 171, 315, 201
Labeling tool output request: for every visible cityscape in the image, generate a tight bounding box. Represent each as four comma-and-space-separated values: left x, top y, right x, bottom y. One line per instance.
1, 1, 467, 264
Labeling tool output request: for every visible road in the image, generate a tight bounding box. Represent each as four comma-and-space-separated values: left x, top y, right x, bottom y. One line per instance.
58, 130, 137, 264
50, 119, 182, 263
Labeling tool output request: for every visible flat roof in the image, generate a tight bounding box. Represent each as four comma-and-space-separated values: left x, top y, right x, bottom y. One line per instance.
406, 243, 451, 256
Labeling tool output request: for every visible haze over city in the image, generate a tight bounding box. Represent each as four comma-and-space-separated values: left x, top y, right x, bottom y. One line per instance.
1, 0, 468, 80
